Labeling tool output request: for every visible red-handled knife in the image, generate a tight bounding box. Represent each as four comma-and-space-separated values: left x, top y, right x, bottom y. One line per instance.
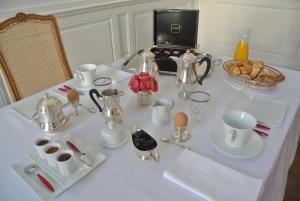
37, 173, 55, 192
58, 88, 69, 93
253, 129, 269, 137
63, 85, 72, 91
66, 141, 80, 153
256, 123, 271, 130
62, 85, 85, 96
66, 140, 93, 166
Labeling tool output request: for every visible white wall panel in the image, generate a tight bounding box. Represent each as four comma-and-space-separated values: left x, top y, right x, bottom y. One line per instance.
134, 11, 153, 51
60, 18, 115, 70
118, 13, 130, 57
198, 0, 300, 70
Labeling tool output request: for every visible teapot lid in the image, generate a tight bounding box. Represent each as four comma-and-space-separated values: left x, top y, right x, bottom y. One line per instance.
140, 48, 155, 59
180, 49, 197, 63
36, 93, 63, 111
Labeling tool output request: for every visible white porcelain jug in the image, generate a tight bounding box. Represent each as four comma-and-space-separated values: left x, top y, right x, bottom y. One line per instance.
151, 99, 175, 126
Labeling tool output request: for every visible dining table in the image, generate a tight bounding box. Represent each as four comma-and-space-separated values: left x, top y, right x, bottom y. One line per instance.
0, 57, 300, 201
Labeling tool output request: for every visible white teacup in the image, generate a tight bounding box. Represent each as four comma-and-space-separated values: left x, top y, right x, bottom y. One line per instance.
34, 137, 51, 159
74, 64, 97, 87
56, 150, 79, 176
43, 143, 62, 167
151, 99, 175, 126
223, 110, 257, 147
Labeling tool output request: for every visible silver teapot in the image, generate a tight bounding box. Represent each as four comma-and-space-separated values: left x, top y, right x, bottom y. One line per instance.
171, 50, 211, 99
32, 93, 70, 133
137, 48, 159, 78
89, 88, 124, 123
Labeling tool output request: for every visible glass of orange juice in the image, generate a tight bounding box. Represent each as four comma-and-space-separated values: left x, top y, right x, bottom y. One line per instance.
233, 29, 251, 61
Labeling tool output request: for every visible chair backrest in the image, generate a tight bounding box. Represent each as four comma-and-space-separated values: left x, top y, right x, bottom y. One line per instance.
0, 12, 73, 102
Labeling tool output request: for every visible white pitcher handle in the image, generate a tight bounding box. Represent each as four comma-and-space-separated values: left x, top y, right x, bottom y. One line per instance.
168, 99, 175, 111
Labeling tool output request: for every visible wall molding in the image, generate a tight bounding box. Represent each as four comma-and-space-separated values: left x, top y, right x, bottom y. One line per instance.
0, 0, 158, 20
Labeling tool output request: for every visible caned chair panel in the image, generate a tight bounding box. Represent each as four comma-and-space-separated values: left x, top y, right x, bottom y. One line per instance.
0, 13, 73, 102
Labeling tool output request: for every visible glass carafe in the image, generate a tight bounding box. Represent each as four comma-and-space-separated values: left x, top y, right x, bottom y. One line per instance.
233, 29, 251, 61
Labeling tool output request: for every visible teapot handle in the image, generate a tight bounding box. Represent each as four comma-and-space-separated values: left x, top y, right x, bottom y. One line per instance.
89, 89, 103, 112
194, 57, 211, 85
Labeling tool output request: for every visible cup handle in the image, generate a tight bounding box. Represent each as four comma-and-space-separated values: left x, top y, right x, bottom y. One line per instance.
168, 99, 175, 111
230, 129, 237, 144
74, 72, 84, 81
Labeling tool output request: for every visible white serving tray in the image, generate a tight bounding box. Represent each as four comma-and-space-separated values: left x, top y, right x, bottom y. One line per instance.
29, 137, 106, 188
226, 91, 288, 127
12, 136, 106, 201
11, 160, 64, 201
9, 91, 67, 121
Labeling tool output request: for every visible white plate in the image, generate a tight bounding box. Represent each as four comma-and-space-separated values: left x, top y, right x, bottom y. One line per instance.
9, 91, 67, 121
97, 64, 131, 84
209, 127, 263, 158
11, 160, 64, 201
29, 136, 106, 188
226, 91, 288, 127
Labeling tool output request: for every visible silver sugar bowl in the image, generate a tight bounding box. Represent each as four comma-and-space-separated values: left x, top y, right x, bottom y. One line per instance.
32, 93, 70, 133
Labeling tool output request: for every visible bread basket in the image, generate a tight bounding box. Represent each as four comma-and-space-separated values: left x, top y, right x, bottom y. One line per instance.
223, 60, 285, 90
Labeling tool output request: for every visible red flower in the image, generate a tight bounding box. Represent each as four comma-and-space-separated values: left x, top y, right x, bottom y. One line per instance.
138, 72, 150, 82
140, 79, 151, 92
129, 76, 140, 93
128, 72, 158, 93
149, 77, 158, 92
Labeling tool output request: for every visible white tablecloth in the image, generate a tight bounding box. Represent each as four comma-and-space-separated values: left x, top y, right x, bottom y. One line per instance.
0, 60, 300, 201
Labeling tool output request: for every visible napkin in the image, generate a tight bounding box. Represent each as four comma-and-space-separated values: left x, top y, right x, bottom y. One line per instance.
97, 64, 131, 83
163, 150, 263, 201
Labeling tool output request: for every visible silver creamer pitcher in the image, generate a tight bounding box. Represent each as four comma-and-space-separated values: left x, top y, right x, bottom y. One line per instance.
89, 88, 124, 123
171, 50, 211, 99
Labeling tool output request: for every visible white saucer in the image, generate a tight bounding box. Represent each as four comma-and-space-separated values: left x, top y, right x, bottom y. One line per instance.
71, 79, 95, 91
209, 127, 263, 158
99, 130, 129, 148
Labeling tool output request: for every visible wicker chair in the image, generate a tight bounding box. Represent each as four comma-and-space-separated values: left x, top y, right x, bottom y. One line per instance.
0, 12, 73, 102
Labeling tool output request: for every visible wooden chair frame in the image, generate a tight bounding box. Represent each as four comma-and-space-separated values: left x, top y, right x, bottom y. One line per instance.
0, 12, 73, 101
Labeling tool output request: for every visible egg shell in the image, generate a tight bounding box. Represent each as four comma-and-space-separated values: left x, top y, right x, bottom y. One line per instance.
67, 89, 79, 102
174, 112, 188, 127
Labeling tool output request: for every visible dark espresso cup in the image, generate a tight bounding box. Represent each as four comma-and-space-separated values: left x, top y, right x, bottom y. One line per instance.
56, 150, 79, 175
43, 143, 61, 167
34, 137, 50, 159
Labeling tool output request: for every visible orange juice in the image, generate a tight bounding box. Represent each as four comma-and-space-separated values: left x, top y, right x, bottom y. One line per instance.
233, 29, 251, 61
234, 40, 249, 61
